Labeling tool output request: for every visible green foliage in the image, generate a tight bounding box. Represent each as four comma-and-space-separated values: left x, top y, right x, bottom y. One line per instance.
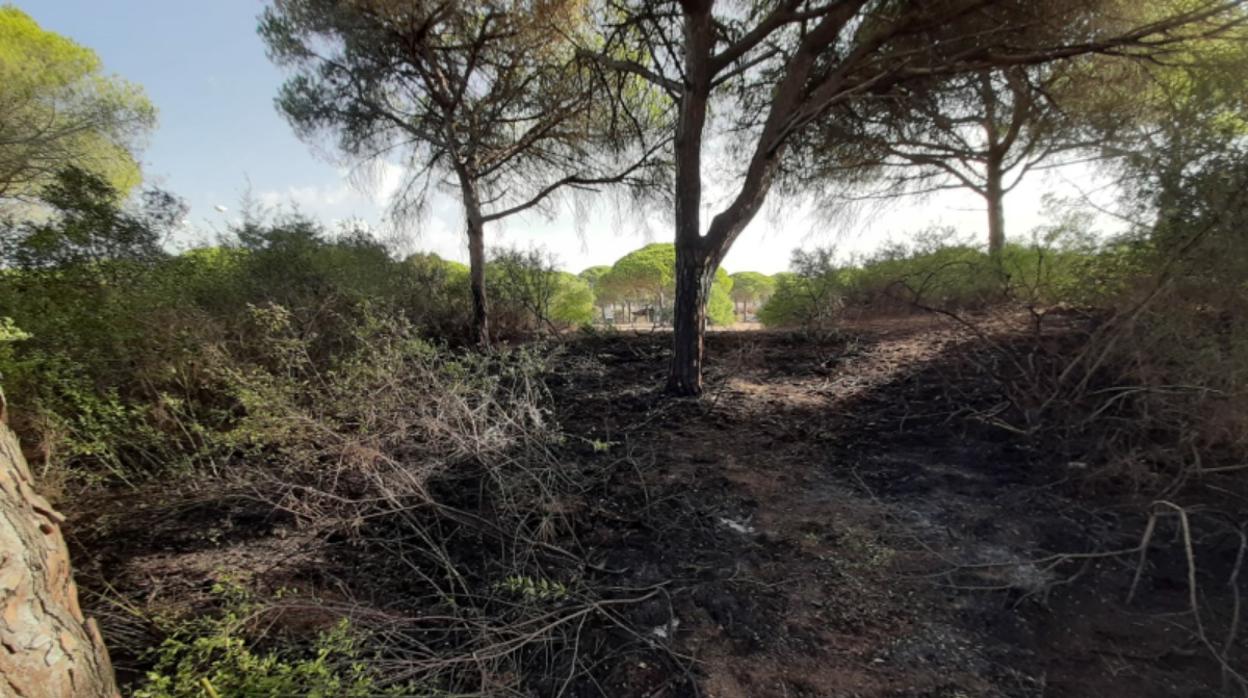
489, 247, 586, 334
579, 264, 616, 311
134, 584, 407, 698
863, 220, 1111, 312
403, 252, 474, 335
759, 225, 1109, 330
1, 166, 178, 270
493, 575, 569, 602
707, 282, 736, 326
757, 250, 846, 334
578, 265, 611, 288
0, 316, 30, 343
0, 170, 202, 481
0, 6, 155, 203
0, 177, 487, 484
997, 204, 1112, 307
852, 244, 997, 310
601, 242, 735, 323
603, 242, 676, 302
550, 272, 595, 327
729, 271, 775, 308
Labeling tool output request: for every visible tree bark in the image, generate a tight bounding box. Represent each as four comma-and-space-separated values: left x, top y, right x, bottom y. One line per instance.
459, 174, 491, 346
666, 6, 715, 395
0, 392, 118, 698
986, 152, 1006, 260
667, 243, 714, 395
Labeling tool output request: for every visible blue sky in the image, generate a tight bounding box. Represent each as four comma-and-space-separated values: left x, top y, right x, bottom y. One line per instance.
21, 1, 1112, 274
24, 2, 387, 231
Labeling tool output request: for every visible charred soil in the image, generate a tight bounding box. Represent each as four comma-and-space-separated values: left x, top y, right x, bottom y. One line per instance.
68, 315, 1246, 696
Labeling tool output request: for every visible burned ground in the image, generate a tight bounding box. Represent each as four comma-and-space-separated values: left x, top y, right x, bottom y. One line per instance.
68, 316, 1245, 696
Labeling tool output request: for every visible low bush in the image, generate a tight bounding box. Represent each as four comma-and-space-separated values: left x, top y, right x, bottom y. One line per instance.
134, 583, 409, 698
221, 303, 565, 532
186, 296, 645, 696
489, 247, 596, 335
1, 173, 650, 695
990, 229, 1248, 489
0, 170, 484, 485
757, 249, 847, 336
759, 224, 1108, 331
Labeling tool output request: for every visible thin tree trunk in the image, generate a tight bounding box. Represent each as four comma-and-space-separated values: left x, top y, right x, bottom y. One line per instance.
459, 174, 490, 346
986, 153, 1006, 260
667, 243, 714, 395
666, 7, 715, 395
0, 392, 119, 697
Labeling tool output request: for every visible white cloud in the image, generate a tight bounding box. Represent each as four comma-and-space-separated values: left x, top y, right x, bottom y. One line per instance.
256, 181, 355, 210
254, 160, 410, 215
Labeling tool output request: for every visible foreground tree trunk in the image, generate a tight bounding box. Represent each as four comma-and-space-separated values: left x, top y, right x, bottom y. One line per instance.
0, 392, 118, 697
460, 175, 491, 346
467, 220, 490, 346
985, 152, 1006, 260
665, 7, 715, 395
667, 243, 715, 395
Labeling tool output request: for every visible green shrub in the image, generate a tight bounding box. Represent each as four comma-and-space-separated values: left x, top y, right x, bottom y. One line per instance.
759, 224, 1114, 328
489, 247, 599, 333
707, 282, 736, 326
758, 249, 847, 334
852, 244, 995, 309
0, 175, 479, 485
134, 584, 408, 698
550, 272, 595, 327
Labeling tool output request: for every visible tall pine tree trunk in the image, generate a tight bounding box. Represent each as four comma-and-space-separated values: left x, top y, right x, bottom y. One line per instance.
459, 173, 490, 346
665, 2, 782, 394
666, 8, 714, 395
667, 241, 714, 395
986, 152, 1006, 260
0, 392, 118, 697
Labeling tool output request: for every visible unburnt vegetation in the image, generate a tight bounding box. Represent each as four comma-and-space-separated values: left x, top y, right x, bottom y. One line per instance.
2, 2, 1248, 697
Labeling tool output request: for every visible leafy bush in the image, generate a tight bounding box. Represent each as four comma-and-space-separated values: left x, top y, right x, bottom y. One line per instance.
852, 243, 997, 310
403, 251, 474, 337
135, 584, 406, 698
550, 272, 595, 327
0, 172, 480, 485
707, 281, 736, 326
219, 303, 558, 508
205, 303, 615, 696
758, 249, 848, 334
489, 247, 594, 334
996, 157, 1248, 487
759, 224, 1109, 330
